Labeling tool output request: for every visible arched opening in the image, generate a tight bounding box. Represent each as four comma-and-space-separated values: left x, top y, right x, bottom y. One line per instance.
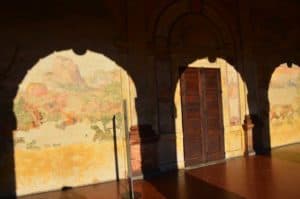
268, 63, 300, 147
152, 6, 249, 169
172, 57, 247, 167
13, 50, 134, 195
0, 2, 144, 197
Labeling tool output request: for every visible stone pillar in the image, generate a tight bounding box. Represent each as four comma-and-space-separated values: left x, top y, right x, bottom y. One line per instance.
129, 125, 159, 177
242, 115, 255, 156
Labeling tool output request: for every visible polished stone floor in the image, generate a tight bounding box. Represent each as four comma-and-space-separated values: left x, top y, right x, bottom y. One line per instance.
19, 144, 300, 199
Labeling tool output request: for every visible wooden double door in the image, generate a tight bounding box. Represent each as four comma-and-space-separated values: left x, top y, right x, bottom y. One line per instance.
180, 67, 225, 166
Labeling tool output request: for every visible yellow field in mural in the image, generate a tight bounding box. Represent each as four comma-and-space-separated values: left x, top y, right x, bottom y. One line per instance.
13, 50, 127, 195
269, 64, 300, 147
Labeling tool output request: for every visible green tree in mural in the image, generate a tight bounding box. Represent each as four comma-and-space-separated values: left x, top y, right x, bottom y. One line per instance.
100, 115, 112, 133
115, 112, 122, 129
14, 97, 34, 131
91, 125, 105, 142
104, 82, 122, 102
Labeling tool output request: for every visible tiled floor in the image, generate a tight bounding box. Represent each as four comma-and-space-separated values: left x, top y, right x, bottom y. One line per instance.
19, 144, 300, 199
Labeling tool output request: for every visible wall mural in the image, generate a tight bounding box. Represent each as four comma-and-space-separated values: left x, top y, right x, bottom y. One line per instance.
269, 64, 300, 147
13, 50, 126, 195
226, 65, 241, 126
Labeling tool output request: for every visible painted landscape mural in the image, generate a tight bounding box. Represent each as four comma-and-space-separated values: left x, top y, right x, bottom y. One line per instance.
13, 50, 127, 195
226, 65, 241, 126
269, 64, 300, 147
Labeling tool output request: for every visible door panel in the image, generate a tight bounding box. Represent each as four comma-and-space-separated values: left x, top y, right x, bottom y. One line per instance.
201, 69, 225, 162
180, 67, 224, 166
180, 68, 204, 166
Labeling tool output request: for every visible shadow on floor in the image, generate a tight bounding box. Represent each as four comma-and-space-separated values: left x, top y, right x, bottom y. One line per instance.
134, 170, 245, 199
19, 181, 129, 199
270, 144, 300, 164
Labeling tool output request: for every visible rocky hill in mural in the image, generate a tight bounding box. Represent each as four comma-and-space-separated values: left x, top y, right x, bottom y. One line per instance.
13, 54, 123, 147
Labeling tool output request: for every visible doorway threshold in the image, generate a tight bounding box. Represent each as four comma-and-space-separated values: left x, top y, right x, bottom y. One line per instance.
185, 159, 226, 170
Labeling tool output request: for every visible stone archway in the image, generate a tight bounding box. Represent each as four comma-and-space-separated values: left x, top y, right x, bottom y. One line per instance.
12, 50, 136, 195
0, 3, 142, 197
151, 1, 247, 168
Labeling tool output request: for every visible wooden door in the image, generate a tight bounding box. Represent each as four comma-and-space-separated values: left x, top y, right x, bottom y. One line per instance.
180, 68, 224, 166
180, 68, 204, 166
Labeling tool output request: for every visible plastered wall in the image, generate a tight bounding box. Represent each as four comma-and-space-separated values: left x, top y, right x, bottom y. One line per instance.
269, 64, 300, 147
